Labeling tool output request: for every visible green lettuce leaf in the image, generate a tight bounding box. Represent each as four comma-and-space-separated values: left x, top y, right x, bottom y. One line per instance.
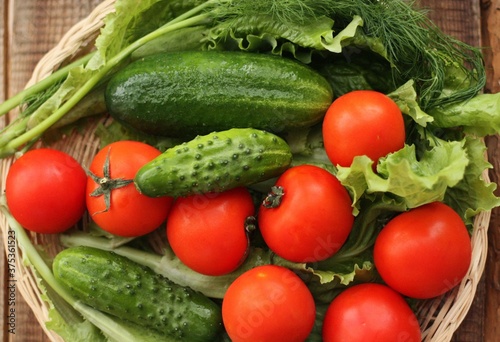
444, 136, 500, 222
337, 140, 469, 209
211, 14, 336, 50
322, 15, 363, 53
388, 80, 434, 127
304, 261, 375, 303
88, 0, 177, 70
428, 93, 500, 137
207, 14, 338, 63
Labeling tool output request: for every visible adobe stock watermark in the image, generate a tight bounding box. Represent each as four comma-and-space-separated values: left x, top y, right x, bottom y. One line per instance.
6, 228, 17, 335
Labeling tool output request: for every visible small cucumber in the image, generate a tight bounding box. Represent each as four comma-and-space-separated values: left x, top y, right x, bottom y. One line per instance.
134, 128, 292, 197
52, 246, 222, 342
105, 50, 333, 138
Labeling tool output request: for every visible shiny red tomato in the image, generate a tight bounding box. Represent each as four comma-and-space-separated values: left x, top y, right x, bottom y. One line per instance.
322, 90, 405, 167
322, 283, 421, 342
222, 265, 316, 342
86, 141, 173, 237
5, 148, 87, 234
373, 202, 472, 299
166, 187, 255, 276
258, 164, 354, 262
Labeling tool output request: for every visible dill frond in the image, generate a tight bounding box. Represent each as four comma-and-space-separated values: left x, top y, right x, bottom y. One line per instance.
320, 0, 486, 109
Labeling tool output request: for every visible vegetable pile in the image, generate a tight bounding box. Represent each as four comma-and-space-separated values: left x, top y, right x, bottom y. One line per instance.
2, 0, 500, 341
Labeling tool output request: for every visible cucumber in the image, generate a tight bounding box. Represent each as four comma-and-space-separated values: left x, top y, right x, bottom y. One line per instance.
52, 246, 222, 342
105, 51, 333, 138
134, 128, 292, 198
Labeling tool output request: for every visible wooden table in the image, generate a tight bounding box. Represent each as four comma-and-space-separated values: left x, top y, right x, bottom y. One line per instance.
0, 1, 499, 341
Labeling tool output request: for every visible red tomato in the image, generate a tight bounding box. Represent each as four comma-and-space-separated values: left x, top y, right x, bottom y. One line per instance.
86, 141, 173, 237
322, 90, 405, 167
222, 265, 316, 342
373, 202, 472, 299
258, 164, 354, 262
5, 148, 87, 234
322, 283, 421, 342
166, 187, 255, 276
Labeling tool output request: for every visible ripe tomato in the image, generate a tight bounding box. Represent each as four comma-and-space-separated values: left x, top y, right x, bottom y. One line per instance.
166, 187, 255, 276
5, 148, 87, 234
322, 283, 421, 342
222, 265, 316, 342
86, 141, 173, 237
258, 164, 354, 262
322, 90, 405, 167
373, 202, 472, 299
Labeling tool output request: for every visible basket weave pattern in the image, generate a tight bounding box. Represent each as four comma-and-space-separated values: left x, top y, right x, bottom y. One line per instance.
0, 1, 492, 341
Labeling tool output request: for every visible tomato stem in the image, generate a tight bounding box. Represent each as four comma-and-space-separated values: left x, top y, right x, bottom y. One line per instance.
262, 186, 285, 208
87, 147, 132, 213
244, 216, 257, 233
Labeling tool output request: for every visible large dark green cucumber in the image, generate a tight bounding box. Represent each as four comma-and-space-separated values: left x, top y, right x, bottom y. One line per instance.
105, 51, 333, 138
134, 128, 292, 198
52, 246, 222, 342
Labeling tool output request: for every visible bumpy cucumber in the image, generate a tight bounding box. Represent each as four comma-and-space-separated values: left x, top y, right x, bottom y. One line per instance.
134, 128, 292, 197
52, 246, 222, 342
105, 50, 333, 138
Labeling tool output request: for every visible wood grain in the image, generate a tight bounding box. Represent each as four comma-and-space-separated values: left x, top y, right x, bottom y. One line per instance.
1, 2, 103, 341
481, 0, 500, 94
0, 1, 499, 341
482, 2, 500, 341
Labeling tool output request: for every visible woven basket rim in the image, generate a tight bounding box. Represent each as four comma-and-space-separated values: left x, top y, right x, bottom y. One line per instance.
0, 1, 492, 341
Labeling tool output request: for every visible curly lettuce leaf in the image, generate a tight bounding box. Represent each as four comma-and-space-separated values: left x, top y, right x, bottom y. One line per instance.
337, 140, 469, 209
388, 80, 434, 127
304, 261, 375, 303
444, 137, 500, 222
207, 14, 383, 65
428, 93, 500, 137
207, 14, 338, 63
323, 15, 363, 53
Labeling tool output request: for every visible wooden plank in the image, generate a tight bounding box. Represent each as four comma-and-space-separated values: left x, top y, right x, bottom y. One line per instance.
482, 4, 500, 341
2, 1, 102, 341
481, 0, 500, 94
0, 0, 8, 341
484, 133, 500, 342
1, 1, 6, 341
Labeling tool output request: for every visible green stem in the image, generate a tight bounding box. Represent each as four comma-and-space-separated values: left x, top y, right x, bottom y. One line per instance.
0, 53, 95, 117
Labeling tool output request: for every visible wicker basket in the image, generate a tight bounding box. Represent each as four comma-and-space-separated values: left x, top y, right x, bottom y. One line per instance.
0, 1, 493, 341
